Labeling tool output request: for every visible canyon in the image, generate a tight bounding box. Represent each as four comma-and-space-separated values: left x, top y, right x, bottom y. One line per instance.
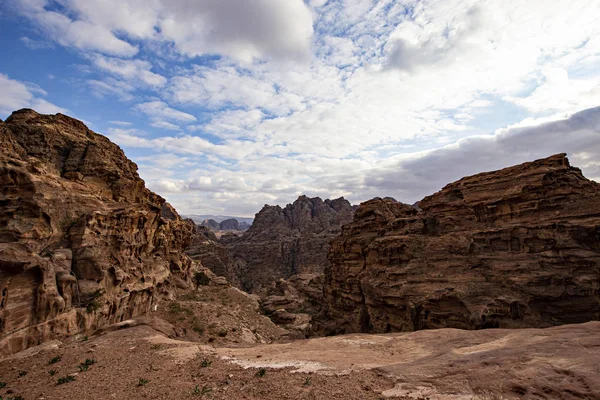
1, 110, 600, 399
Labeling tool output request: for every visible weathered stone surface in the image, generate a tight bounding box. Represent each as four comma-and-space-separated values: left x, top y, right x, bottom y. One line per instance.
185, 224, 239, 287
261, 273, 324, 336
323, 154, 600, 334
0, 109, 201, 355
227, 195, 355, 293
219, 218, 240, 231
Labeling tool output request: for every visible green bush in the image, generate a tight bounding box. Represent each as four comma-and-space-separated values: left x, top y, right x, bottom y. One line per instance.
57, 375, 76, 385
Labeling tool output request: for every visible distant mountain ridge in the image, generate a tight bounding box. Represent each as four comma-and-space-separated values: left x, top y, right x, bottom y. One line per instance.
184, 214, 254, 225
199, 218, 251, 231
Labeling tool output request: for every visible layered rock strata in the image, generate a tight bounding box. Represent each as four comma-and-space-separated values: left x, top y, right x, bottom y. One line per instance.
0, 109, 199, 355
324, 154, 600, 333
227, 196, 355, 293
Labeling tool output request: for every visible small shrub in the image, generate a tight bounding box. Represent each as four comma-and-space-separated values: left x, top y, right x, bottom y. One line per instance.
0, 381, 6, 388
255, 368, 266, 378
192, 323, 205, 335
303, 377, 312, 386
192, 385, 212, 396
78, 365, 88, 372
80, 335, 89, 342
83, 290, 104, 313
194, 271, 210, 286
81, 358, 96, 366
17, 371, 26, 377
57, 375, 76, 385
137, 378, 149, 387
4, 396, 24, 400
200, 358, 212, 368
49, 355, 61, 364
48, 370, 57, 376
218, 328, 228, 337
151, 344, 162, 350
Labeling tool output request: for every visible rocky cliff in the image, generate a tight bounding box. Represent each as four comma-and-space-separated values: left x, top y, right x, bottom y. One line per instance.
323, 154, 600, 334
0, 109, 200, 355
185, 224, 239, 287
227, 196, 355, 293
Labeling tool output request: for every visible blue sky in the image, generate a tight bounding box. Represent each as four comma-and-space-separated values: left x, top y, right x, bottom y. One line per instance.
1, 0, 599, 216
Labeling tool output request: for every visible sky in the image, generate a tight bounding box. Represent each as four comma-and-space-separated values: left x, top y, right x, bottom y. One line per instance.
0, 0, 599, 217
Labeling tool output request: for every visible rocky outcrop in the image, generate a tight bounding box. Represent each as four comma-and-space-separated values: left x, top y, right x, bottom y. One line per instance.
200, 219, 220, 230
261, 273, 324, 336
219, 218, 240, 231
0, 109, 200, 355
185, 224, 239, 287
228, 196, 355, 293
323, 154, 600, 334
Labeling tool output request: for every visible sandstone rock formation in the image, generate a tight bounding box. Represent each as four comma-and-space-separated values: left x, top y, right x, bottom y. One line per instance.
261, 273, 324, 336
200, 218, 220, 230
324, 154, 600, 334
0, 109, 201, 355
219, 218, 240, 231
185, 224, 239, 287
227, 195, 355, 293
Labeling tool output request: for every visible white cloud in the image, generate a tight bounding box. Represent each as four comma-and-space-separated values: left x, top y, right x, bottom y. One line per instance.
0, 73, 66, 116
7, 0, 600, 217
131, 107, 600, 216
12, 0, 314, 62
88, 78, 136, 101
17, 3, 138, 56
89, 54, 167, 88
131, 101, 196, 130
108, 120, 133, 126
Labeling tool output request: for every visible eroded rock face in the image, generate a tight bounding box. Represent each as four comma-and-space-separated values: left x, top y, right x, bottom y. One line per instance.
0, 109, 199, 355
227, 196, 355, 293
323, 154, 600, 334
185, 224, 239, 287
261, 273, 324, 336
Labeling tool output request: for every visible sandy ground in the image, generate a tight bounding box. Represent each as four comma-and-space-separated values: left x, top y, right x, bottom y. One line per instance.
1, 319, 599, 400
0, 324, 401, 400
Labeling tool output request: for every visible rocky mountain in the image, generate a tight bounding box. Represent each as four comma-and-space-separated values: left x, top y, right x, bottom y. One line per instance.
0, 109, 203, 355
200, 218, 220, 230
199, 217, 250, 232
226, 195, 355, 293
322, 154, 600, 334
184, 224, 239, 288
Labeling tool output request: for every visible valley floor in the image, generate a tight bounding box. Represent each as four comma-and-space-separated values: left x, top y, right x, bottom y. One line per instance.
1, 320, 599, 399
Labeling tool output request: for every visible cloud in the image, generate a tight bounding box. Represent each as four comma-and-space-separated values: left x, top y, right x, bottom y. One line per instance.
12, 0, 314, 62
0, 73, 66, 116
11, 0, 138, 56
158, 0, 314, 62
89, 54, 167, 88
132, 106, 600, 216
87, 78, 136, 101
6, 0, 600, 218
134, 101, 196, 123
108, 120, 133, 126
20, 36, 53, 49
362, 106, 600, 203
